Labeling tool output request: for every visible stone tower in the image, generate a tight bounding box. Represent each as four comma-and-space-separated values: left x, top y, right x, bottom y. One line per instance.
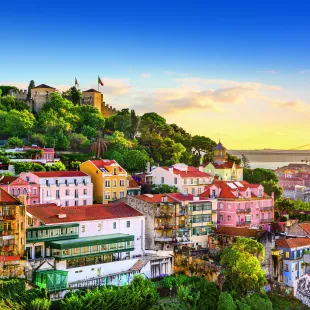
82, 89, 117, 117
30, 84, 56, 113
213, 141, 227, 164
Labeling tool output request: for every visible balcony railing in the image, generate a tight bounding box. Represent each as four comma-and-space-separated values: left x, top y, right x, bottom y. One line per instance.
0, 215, 15, 220
236, 221, 251, 226
260, 206, 274, 211
155, 212, 173, 218
271, 249, 282, 257
236, 208, 251, 214
154, 224, 176, 230
260, 218, 273, 223
0, 230, 14, 236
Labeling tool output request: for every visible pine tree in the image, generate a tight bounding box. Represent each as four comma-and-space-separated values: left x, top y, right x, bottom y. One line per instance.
241, 154, 250, 168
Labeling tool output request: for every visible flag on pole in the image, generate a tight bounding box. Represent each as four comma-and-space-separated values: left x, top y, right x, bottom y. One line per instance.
98, 76, 104, 86
75, 78, 79, 88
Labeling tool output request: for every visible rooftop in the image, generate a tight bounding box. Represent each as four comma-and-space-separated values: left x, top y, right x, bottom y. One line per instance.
88, 159, 126, 173
276, 238, 310, 249
135, 194, 176, 204
215, 226, 268, 238
83, 89, 101, 93
31, 171, 89, 178
33, 84, 55, 89
0, 188, 21, 205
213, 142, 226, 151
167, 192, 210, 202
26, 202, 143, 224
160, 166, 212, 178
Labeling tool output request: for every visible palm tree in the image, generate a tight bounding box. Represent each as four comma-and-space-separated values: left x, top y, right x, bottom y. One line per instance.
90, 138, 109, 158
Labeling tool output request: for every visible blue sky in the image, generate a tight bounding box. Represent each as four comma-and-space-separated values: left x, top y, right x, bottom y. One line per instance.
1, 0, 310, 149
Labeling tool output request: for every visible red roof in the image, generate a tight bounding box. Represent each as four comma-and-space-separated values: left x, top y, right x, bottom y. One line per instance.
26, 202, 143, 224
0, 188, 21, 204
202, 162, 242, 169
168, 193, 210, 202
23, 146, 54, 152
135, 194, 175, 204
276, 238, 310, 249
89, 159, 126, 173
215, 227, 267, 238
128, 178, 140, 189
0, 256, 20, 262
161, 166, 212, 178
31, 171, 89, 178
0, 176, 28, 186
300, 223, 310, 235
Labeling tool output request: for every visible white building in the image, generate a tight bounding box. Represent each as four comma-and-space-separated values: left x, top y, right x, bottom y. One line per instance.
146, 163, 213, 196
25, 202, 173, 293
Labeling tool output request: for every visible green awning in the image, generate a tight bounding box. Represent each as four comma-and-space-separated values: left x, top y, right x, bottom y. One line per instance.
46, 233, 134, 250
27, 223, 79, 231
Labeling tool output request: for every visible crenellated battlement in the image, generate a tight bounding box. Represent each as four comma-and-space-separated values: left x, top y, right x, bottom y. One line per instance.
8, 89, 28, 100
101, 102, 117, 117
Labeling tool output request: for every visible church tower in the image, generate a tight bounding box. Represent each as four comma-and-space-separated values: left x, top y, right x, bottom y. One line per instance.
213, 140, 227, 164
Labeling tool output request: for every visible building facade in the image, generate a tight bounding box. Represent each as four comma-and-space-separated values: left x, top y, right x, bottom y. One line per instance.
201, 181, 274, 229
0, 176, 40, 205
25, 202, 173, 292
275, 238, 310, 288
19, 171, 93, 206
146, 163, 213, 196
30, 84, 56, 113
80, 159, 127, 204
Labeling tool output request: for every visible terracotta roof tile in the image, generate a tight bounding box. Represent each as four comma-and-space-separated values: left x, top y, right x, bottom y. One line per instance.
0, 188, 21, 204
300, 223, 310, 235
26, 202, 143, 224
0, 176, 18, 185
215, 227, 267, 238
33, 84, 55, 89
31, 171, 89, 178
276, 238, 310, 249
128, 178, 140, 189
161, 166, 212, 178
89, 160, 126, 173
135, 194, 175, 204
167, 193, 209, 202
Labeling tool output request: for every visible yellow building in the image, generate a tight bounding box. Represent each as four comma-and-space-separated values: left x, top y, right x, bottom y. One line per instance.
80, 159, 128, 204
0, 188, 26, 258
82, 89, 117, 117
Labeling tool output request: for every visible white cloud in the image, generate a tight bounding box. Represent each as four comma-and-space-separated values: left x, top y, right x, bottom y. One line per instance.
271, 99, 310, 112
85, 78, 132, 96
140, 72, 152, 79
299, 70, 310, 74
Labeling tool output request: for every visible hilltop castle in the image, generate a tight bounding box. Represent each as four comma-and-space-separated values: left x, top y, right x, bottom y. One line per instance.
9, 84, 117, 117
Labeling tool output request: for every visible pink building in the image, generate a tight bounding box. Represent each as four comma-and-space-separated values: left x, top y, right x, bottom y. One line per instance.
201, 181, 274, 229
0, 176, 40, 205
19, 171, 93, 207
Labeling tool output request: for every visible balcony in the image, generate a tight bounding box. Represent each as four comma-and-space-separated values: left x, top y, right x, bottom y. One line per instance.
0, 214, 15, 220
236, 221, 251, 226
260, 206, 274, 211
236, 208, 251, 214
260, 218, 273, 223
26, 224, 79, 242
0, 230, 14, 236
154, 223, 176, 230
271, 249, 282, 257
155, 212, 173, 218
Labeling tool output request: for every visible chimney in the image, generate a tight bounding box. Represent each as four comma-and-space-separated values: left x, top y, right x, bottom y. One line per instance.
57, 214, 67, 219
168, 166, 173, 173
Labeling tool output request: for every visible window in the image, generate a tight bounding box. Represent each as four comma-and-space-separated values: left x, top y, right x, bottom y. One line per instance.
285, 251, 289, 258
105, 192, 111, 200
161, 177, 164, 184
113, 179, 117, 187
268, 212, 271, 219
98, 223, 102, 231
196, 178, 199, 184
46, 180, 49, 186
219, 215, 223, 221
74, 200, 78, 206
74, 179, 77, 186
227, 215, 231, 222
191, 178, 194, 185
220, 203, 224, 209
105, 180, 111, 188
120, 191, 124, 198
33, 188, 37, 195
65, 179, 68, 186
113, 222, 116, 229
23, 188, 27, 194
191, 188, 195, 195
75, 189, 78, 198
256, 214, 259, 219
83, 179, 86, 185
113, 168, 117, 175
65, 189, 69, 196
56, 180, 59, 187
126, 221, 130, 228
120, 179, 125, 187
113, 192, 117, 200
81, 225, 85, 232
65, 201, 69, 207
185, 188, 188, 194
184, 179, 187, 185
46, 190, 50, 197
83, 200, 87, 205
227, 204, 231, 210
284, 264, 289, 271
33, 200, 37, 204
198, 188, 201, 195
262, 213, 264, 220
56, 190, 60, 199
17, 188, 20, 195
83, 189, 87, 195
11, 189, 15, 195
174, 177, 177, 185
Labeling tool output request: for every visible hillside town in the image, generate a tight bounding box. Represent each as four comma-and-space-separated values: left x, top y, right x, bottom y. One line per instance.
0, 82, 309, 309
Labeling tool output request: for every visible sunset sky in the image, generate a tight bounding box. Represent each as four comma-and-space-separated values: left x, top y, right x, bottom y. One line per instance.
2, 0, 310, 150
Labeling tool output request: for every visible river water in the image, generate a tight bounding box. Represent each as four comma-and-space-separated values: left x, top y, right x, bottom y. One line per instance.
249, 162, 301, 170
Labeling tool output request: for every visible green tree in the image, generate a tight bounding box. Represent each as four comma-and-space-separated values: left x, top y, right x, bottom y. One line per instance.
261, 180, 283, 200
156, 138, 186, 165
244, 168, 278, 184
243, 293, 272, 310
62, 86, 82, 105
241, 154, 250, 168
0, 89, 2, 97
192, 135, 216, 158
69, 133, 90, 149
27, 80, 35, 98
226, 153, 242, 165
29, 298, 51, 310
152, 184, 178, 194
7, 136, 23, 147
217, 292, 236, 310
131, 109, 140, 138
220, 237, 267, 297
82, 125, 97, 139
90, 138, 109, 158
45, 162, 66, 171
4, 109, 35, 137
30, 133, 48, 147
124, 149, 149, 173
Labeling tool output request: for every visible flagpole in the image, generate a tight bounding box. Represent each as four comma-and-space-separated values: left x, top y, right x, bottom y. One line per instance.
98, 76, 99, 92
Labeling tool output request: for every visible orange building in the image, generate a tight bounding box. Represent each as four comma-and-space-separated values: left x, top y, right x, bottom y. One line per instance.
80, 159, 128, 204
